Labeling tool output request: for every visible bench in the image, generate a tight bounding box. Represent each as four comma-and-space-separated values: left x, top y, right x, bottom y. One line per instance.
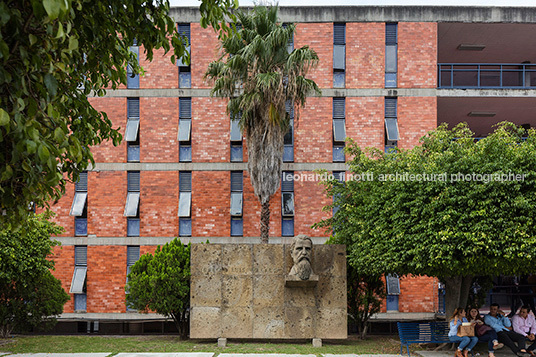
397, 321, 451, 356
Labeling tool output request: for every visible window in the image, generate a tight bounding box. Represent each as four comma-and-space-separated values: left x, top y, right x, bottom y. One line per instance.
71, 246, 87, 311
230, 113, 243, 162
127, 41, 139, 89
179, 98, 192, 162
126, 246, 140, 311
125, 171, 140, 236
282, 23, 294, 54
283, 101, 294, 162
333, 23, 346, 88
230, 171, 243, 236
179, 171, 192, 236
281, 171, 294, 236
333, 98, 346, 162
126, 98, 140, 162
385, 97, 399, 151
386, 274, 401, 295
71, 172, 88, 236
385, 23, 398, 88
332, 171, 345, 216
177, 24, 191, 88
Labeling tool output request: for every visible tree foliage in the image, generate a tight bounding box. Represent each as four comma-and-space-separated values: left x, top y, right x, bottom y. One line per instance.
0, 0, 237, 225
318, 122, 536, 315
205, 6, 320, 243
125, 239, 190, 338
347, 265, 385, 339
0, 212, 70, 337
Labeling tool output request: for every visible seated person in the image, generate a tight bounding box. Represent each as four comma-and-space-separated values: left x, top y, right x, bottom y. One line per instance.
512, 305, 536, 356
449, 307, 479, 357
467, 307, 504, 357
484, 303, 528, 356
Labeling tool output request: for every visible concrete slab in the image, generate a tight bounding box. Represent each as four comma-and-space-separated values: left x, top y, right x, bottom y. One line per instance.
323, 355, 404, 357
7, 354, 111, 357
115, 352, 214, 357
219, 355, 316, 357
115, 354, 214, 357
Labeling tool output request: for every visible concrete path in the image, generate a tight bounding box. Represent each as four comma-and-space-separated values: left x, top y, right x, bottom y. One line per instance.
219, 355, 316, 357
4, 354, 111, 357
115, 354, 215, 357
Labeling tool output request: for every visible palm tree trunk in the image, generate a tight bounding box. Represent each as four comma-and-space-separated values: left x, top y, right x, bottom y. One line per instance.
260, 199, 270, 243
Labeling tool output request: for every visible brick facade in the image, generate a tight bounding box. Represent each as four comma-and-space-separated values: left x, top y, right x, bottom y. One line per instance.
49, 14, 445, 320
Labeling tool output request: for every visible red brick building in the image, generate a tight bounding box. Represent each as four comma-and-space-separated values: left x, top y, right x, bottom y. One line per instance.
48, 6, 536, 332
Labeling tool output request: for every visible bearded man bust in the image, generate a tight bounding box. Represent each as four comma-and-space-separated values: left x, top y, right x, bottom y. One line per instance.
289, 234, 314, 280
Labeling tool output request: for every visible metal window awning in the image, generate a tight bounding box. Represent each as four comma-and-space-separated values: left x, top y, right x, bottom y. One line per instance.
282, 192, 295, 216
70, 266, 87, 294
124, 192, 140, 217
385, 118, 400, 141
178, 192, 191, 217
125, 118, 140, 142
230, 192, 243, 216
70, 192, 87, 216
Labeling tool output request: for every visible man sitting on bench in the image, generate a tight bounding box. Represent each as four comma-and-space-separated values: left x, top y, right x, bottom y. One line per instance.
512, 305, 536, 356
485, 303, 528, 356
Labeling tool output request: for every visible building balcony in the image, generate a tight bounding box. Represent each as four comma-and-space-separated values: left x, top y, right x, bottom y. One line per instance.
438, 63, 536, 89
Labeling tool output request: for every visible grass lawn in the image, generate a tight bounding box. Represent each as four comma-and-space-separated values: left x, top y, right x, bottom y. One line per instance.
0, 334, 410, 355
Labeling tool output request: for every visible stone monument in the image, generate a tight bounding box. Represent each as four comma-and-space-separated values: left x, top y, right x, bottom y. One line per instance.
190, 236, 347, 342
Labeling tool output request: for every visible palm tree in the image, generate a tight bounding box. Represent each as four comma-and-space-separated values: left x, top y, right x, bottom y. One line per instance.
205, 6, 320, 243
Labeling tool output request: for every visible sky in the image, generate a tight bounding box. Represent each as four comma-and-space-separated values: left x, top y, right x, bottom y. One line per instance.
170, 0, 536, 7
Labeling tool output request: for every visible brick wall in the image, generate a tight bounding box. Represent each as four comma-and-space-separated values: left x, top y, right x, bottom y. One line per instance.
191, 23, 220, 89
141, 171, 179, 237
398, 275, 438, 313
243, 170, 282, 238
140, 45, 177, 89
89, 97, 126, 163
87, 246, 127, 312
52, 181, 75, 237
141, 97, 179, 162
51, 245, 75, 313
294, 172, 331, 237
192, 171, 229, 237
347, 23, 384, 88
295, 23, 332, 89
346, 97, 384, 151
193, 98, 229, 162
295, 97, 332, 163
398, 23, 437, 88
398, 96, 437, 149
89, 171, 127, 237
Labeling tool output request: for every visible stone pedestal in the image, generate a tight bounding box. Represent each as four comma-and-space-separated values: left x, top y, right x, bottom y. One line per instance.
190, 243, 347, 340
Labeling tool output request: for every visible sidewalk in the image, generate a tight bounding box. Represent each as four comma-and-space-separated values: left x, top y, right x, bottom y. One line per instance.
0, 349, 521, 356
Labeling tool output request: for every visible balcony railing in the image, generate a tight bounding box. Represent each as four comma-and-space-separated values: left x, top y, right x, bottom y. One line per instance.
438, 63, 536, 89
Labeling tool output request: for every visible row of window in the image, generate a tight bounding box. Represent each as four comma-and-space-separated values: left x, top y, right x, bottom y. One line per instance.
69, 246, 140, 312
70, 171, 303, 237
128, 23, 399, 90
126, 96, 399, 162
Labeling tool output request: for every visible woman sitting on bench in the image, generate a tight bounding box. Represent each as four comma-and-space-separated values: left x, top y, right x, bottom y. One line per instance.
468, 307, 504, 357
449, 307, 479, 357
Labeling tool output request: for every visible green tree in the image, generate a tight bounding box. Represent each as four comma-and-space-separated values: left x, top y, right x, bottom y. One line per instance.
125, 239, 190, 338
316, 122, 536, 316
0, 212, 70, 337
0, 0, 237, 224
347, 266, 385, 339
205, 6, 320, 243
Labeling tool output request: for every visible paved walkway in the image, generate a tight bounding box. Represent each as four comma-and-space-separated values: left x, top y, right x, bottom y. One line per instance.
0, 350, 521, 357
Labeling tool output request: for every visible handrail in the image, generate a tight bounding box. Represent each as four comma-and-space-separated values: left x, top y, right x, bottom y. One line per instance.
438, 63, 536, 89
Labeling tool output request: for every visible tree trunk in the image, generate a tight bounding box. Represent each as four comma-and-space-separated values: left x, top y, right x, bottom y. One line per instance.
260, 199, 270, 243
0, 324, 12, 338
443, 275, 474, 317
